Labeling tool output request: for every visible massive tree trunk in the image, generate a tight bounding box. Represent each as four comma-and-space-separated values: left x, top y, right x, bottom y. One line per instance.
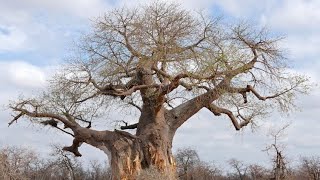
104, 129, 176, 180
76, 105, 178, 180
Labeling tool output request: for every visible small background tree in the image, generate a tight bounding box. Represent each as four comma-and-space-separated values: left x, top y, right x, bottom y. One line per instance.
228, 158, 249, 180
176, 148, 200, 179
175, 147, 223, 180
247, 164, 269, 180
299, 156, 320, 180
264, 124, 290, 180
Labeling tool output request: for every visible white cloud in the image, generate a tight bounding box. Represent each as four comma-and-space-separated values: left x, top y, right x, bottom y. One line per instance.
254, 0, 320, 82
1, 0, 109, 19
281, 36, 320, 59
0, 6, 34, 52
0, 0, 111, 54
213, 0, 270, 17
0, 26, 28, 52
209, 0, 320, 31
0, 61, 47, 89
265, 0, 320, 31
114, 0, 217, 12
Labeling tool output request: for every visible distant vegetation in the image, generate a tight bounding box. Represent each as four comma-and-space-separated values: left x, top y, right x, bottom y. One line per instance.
0, 145, 319, 180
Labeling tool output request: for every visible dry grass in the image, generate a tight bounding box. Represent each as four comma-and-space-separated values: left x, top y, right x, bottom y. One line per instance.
137, 166, 177, 180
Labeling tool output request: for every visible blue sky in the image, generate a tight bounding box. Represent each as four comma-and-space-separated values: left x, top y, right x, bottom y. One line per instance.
1, 0, 320, 169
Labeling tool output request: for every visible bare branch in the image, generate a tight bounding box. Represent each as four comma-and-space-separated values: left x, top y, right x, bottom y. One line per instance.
120, 122, 138, 130
228, 84, 302, 104
10, 105, 79, 130
54, 126, 75, 137
128, 102, 142, 112
8, 113, 23, 127
206, 103, 251, 130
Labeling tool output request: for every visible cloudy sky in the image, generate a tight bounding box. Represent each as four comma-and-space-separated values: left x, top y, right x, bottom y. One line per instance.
1, 0, 319, 169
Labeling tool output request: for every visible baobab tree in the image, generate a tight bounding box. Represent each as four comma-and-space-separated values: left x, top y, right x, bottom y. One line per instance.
8, 2, 309, 179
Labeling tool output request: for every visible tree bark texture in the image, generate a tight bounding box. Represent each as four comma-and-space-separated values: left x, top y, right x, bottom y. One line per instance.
76, 106, 178, 180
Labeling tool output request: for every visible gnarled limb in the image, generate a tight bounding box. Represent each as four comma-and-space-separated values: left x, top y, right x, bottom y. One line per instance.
10, 104, 104, 157
9, 99, 124, 144
206, 104, 251, 130
10, 104, 79, 130
169, 86, 223, 130
63, 138, 82, 157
